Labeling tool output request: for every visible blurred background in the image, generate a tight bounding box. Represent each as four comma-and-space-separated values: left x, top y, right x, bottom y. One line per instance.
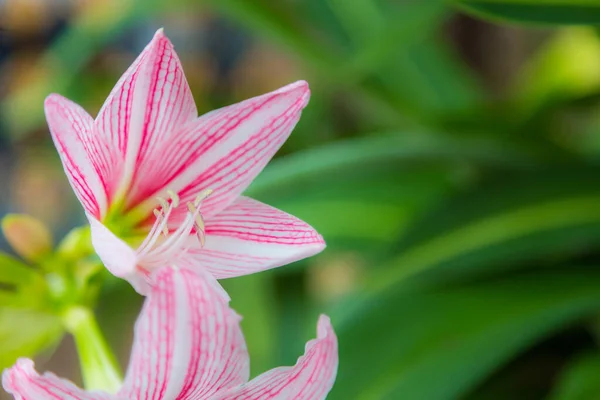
3, 0, 600, 399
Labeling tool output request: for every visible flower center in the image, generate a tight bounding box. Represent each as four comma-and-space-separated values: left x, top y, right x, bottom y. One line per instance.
135, 189, 212, 269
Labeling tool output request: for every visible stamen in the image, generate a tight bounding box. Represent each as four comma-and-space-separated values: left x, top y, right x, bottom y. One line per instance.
194, 189, 213, 207
157, 197, 169, 212
187, 203, 206, 247
197, 229, 206, 247
187, 189, 213, 247
167, 190, 180, 207
151, 209, 166, 235
136, 189, 214, 270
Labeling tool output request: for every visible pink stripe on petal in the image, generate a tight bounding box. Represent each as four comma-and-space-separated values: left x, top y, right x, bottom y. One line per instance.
215, 315, 338, 400
96, 29, 197, 206
45, 94, 109, 218
134, 81, 310, 218
2, 359, 114, 400
182, 197, 325, 279
118, 267, 249, 400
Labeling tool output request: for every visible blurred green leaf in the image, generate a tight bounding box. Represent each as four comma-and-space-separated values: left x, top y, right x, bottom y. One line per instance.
208, 0, 470, 126
326, 0, 385, 47
512, 28, 600, 118
204, 0, 339, 72
0, 308, 63, 368
248, 133, 549, 198
0, 253, 37, 286
456, 1, 600, 25
331, 270, 600, 399
370, 38, 484, 117
248, 133, 550, 256
549, 352, 600, 400
0, 253, 47, 309
369, 168, 600, 292
341, 0, 446, 77
222, 273, 279, 376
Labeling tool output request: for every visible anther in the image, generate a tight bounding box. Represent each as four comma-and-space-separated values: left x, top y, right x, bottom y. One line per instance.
194, 189, 213, 207
157, 197, 169, 212
197, 229, 206, 247
187, 203, 206, 232
167, 190, 180, 207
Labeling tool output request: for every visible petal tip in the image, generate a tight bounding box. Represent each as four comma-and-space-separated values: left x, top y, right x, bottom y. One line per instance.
44, 93, 69, 109
317, 314, 335, 338
150, 27, 172, 47
44, 94, 87, 122
2, 358, 35, 393
316, 232, 326, 247
307, 232, 326, 256
276, 80, 311, 107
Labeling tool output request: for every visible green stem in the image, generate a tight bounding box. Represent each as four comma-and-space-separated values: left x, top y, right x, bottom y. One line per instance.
62, 306, 123, 393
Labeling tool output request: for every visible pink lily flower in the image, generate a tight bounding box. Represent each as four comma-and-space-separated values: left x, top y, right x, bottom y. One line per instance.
45, 29, 324, 292
3, 267, 339, 399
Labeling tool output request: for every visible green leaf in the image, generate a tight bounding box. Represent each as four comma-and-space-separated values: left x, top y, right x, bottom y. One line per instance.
340, 0, 446, 78
203, 0, 338, 73
326, 0, 385, 47
511, 28, 600, 120
0, 308, 63, 368
247, 134, 547, 255
550, 352, 600, 400
456, 1, 600, 25
330, 270, 600, 399
0, 253, 38, 286
369, 168, 600, 293
247, 133, 548, 198
0, 253, 46, 309
370, 38, 484, 117
222, 273, 279, 376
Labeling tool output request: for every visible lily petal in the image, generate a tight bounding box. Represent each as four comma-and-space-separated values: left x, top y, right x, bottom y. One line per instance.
2, 359, 114, 400
142, 80, 310, 219
216, 315, 338, 400
95, 28, 197, 204
184, 196, 325, 279
87, 215, 150, 294
119, 267, 249, 399
45, 94, 108, 219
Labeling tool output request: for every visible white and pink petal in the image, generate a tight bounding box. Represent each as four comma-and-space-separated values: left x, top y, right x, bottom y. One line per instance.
86, 215, 148, 294
95, 28, 198, 205
183, 196, 325, 279
44, 95, 109, 219
118, 266, 249, 399
2, 359, 114, 400
133, 80, 310, 219
215, 315, 338, 400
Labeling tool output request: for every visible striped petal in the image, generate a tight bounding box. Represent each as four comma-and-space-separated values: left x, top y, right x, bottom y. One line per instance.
2, 359, 114, 400
216, 315, 338, 400
118, 267, 249, 399
44, 94, 109, 219
184, 196, 325, 279
139, 80, 310, 220
95, 28, 197, 206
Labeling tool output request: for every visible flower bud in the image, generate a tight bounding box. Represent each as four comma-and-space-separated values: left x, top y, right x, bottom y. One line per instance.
2, 214, 53, 263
